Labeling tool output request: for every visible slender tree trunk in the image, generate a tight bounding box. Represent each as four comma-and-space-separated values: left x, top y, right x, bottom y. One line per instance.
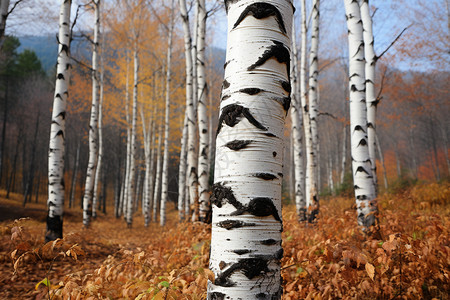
290, 21, 306, 221
340, 125, 348, 185
122, 56, 131, 220
360, 0, 378, 192
0, 77, 8, 187
307, 0, 320, 220
208, 1, 293, 298
344, 0, 377, 229
82, 0, 100, 228
160, 4, 174, 227
93, 6, 104, 219
46, 0, 72, 242
196, 0, 210, 223
141, 109, 152, 226
178, 113, 188, 221
7, 129, 21, 199
153, 124, 163, 222
179, 0, 198, 222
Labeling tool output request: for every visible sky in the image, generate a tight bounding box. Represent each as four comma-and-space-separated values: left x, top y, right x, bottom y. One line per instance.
5, 0, 449, 71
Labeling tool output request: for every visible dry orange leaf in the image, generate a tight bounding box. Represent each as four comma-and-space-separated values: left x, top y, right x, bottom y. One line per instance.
365, 262, 375, 281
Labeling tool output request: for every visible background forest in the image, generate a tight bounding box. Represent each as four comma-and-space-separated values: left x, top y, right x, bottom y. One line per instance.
0, 0, 448, 298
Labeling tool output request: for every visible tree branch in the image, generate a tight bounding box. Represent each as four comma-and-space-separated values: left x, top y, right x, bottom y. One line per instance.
6, 0, 24, 17
376, 25, 412, 61
318, 111, 338, 119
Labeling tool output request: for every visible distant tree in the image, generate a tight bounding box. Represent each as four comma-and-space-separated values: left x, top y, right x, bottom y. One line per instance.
208, 0, 293, 298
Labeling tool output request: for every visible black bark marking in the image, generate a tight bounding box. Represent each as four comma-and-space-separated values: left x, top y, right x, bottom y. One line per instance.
355, 166, 370, 175
57, 73, 65, 80
357, 194, 368, 200
245, 197, 281, 221
211, 183, 244, 210
239, 87, 263, 95
224, 0, 239, 13
216, 104, 267, 136
354, 125, 366, 132
357, 139, 367, 147
254, 173, 277, 180
354, 185, 361, 190
248, 41, 290, 78
45, 215, 63, 243
274, 247, 284, 260
225, 140, 253, 150
55, 111, 66, 120
209, 292, 226, 300
273, 151, 277, 157
281, 80, 291, 93
55, 93, 62, 99
233, 3, 287, 34
275, 96, 291, 112
214, 258, 271, 287
277, 172, 283, 178
56, 130, 64, 138
264, 132, 276, 137
221, 94, 231, 101
261, 239, 278, 245
233, 249, 252, 255
217, 219, 255, 230
222, 79, 230, 89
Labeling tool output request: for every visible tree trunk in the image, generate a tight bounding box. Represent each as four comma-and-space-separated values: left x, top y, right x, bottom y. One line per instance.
46, 0, 72, 242
153, 123, 163, 222
23, 112, 40, 206
196, 0, 210, 223
375, 131, 388, 190
69, 141, 80, 208
360, 0, 378, 192
0, 0, 10, 47
178, 113, 188, 221
307, 0, 320, 220
7, 129, 21, 199
290, 21, 306, 221
344, 0, 377, 229
207, 1, 293, 298
141, 109, 153, 226
340, 125, 347, 185
160, 4, 174, 227
179, 0, 198, 222
82, 0, 100, 228
93, 7, 104, 219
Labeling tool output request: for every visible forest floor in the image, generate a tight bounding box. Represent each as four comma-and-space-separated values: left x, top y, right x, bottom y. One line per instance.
0, 182, 449, 300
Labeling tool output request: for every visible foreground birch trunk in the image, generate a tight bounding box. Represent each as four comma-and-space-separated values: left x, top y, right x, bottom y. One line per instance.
307, 0, 320, 220
208, 1, 293, 298
196, 0, 211, 222
46, 0, 71, 242
179, 0, 198, 222
290, 22, 306, 221
360, 0, 378, 192
344, 0, 377, 228
0, 0, 10, 47
160, 5, 174, 227
178, 113, 188, 221
82, 0, 100, 228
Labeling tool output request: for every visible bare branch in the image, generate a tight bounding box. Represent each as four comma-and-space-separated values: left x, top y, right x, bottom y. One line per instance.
70, 56, 93, 72
375, 65, 389, 103
371, 7, 378, 19
319, 57, 342, 73
376, 25, 412, 61
318, 111, 338, 119
6, 0, 24, 16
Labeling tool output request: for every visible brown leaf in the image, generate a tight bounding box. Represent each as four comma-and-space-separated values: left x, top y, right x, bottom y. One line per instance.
365, 262, 375, 281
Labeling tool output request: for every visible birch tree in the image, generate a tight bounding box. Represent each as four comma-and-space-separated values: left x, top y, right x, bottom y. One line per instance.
179, 0, 198, 222
208, 1, 293, 298
82, 0, 101, 228
0, 0, 10, 47
46, 0, 71, 242
290, 22, 306, 221
344, 0, 377, 228
307, 0, 320, 220
160, 0, 174, 227
196, 0, 210, 222
360, 0, 377, 191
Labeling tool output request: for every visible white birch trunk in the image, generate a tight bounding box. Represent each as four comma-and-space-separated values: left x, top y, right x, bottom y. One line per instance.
307, 0, 320, 219
178, 113, 188, 221
179, 0, 198, 222
290, 22, 306, 221
92, 0, 102, 219
160, 8, 174, 227
340, 125, 347, 185
360, 0, 378, 192
196, 0, 210, 222
122, 56, 131, 220
46, 0, 71, 242
153, 124, 163, 222
82, 0, 100, 228
141, 109, 153, 226
126, 46, 139, 227
344, 0, 377, 228
208, 1, 293, 298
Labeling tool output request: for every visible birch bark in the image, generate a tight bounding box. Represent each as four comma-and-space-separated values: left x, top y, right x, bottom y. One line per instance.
179, 0, 198, 222
46, 0, 71, 242
344, 0, 377, 228
153, 123, 163, 222
290, 21, 306, 220
160, 5, 174, 227
0, 0, 10, 47
208, 1, 293, 298
178, 113, 188, 221
196, 0, 210, 222
82, 0, 100, 228
360, 0, 378, 192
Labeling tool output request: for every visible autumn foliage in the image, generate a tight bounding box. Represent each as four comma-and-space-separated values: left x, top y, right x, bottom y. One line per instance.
0, 181, 448, 299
